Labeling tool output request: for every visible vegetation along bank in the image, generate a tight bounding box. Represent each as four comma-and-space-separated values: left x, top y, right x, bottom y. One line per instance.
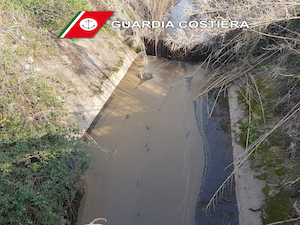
1, 0, 300, 224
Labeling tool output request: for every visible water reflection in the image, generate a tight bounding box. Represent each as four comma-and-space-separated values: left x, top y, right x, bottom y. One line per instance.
194, 95, 239, 225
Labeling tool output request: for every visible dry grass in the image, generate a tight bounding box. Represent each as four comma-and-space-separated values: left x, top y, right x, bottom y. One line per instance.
165, 0, 300, 49
153, 0, 300, 218
205, 101, 300, 210
90, 0, 178, 71
97, 0, 178, 38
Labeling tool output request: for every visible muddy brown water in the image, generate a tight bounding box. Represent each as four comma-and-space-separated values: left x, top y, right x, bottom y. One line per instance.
77, 57, 214, 225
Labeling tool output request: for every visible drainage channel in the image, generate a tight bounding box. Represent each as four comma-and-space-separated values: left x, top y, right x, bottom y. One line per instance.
76, 55, 238, 225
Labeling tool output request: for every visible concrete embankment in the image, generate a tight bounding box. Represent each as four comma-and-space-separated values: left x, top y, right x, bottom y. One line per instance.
22, 29, 137, 134
228, 84, 265, 225
35, 32, 137, 133
59, 38, 137, 133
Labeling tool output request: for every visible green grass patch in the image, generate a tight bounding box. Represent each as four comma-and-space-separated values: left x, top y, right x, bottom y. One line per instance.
262, 184, 270, 197
0, 74, 67, 142
268, 128, 294, 149
0, 0, 90, 33
262, 189, 295, 225
236, 72, 299, 224
0, 7, 93, 222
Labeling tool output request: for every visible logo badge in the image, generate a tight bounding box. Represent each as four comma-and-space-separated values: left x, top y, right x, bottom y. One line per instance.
58, 11, 113, 38
80, 18, 98, 31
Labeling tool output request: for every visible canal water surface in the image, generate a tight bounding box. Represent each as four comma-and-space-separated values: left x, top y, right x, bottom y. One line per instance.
77, 56, 238, 225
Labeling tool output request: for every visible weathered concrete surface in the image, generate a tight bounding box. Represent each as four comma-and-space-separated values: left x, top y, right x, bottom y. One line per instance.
34, 31, 137, 133
228, 84, 265, 225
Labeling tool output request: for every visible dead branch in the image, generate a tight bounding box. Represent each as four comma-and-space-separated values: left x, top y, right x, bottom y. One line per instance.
266, 217, 299, 225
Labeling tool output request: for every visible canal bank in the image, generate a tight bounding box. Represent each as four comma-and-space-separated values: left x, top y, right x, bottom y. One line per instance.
228, 85, 265, 225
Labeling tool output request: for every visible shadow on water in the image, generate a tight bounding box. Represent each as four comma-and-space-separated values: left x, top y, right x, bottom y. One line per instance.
194, 95, 239, 225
